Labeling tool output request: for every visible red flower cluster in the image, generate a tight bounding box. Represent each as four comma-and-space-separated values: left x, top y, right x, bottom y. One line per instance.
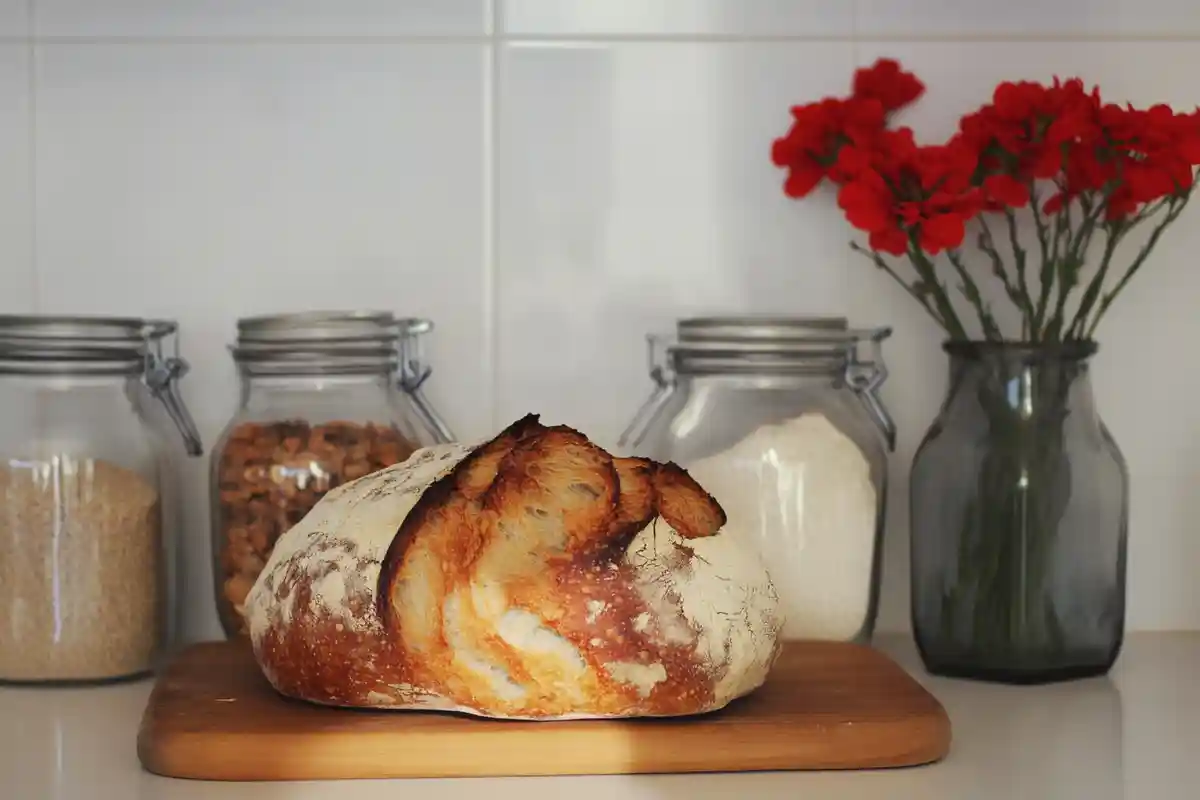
771, 58, 1200, 256
852, 57, 925, 113
833, 136, 986, 255
769, 96, 885, 198
960, 78, 1200, 220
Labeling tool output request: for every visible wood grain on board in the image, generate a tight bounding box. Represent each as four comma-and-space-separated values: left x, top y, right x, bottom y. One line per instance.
137, 640, 951, 780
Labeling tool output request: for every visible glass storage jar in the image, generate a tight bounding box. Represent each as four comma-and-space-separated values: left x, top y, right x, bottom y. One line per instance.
0, 315, 203, 684
210, 311, 456, 637
618, 316, 895, 644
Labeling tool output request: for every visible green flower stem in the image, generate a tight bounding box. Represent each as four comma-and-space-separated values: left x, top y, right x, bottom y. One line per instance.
978, 218, 1034, 333
1001, 209, 1036, 330
847, 170, 1196, 344
1066, 225, 1123, 340
947, 249, 1003, 339
908, 243, 971, 340
1044, 204, 1077, 341
1029, 186, 1057, 334
850, 241, 949, 330
1066, 189, 1108, 266
1087, 195, 1192, 337
1056, 184, 1121, 340
943, 360, 1074, 666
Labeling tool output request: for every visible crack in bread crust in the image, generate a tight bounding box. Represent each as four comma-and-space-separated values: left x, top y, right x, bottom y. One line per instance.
246, 414, 783, 720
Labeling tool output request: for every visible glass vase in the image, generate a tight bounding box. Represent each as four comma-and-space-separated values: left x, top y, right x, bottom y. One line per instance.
909, 341, 1129, 683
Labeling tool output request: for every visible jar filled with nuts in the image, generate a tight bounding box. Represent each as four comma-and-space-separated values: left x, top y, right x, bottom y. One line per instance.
0, 315, 204, 684
210, 311, 455, 637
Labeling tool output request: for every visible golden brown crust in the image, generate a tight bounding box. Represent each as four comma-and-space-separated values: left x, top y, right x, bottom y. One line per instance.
256, 415, 745, 719
254, 538, 415, 707
375, 414, 545, 624
605, 457, 657, 547
454, 412, 544, 500
652, 461, 727, 539
483, 425, 620, 555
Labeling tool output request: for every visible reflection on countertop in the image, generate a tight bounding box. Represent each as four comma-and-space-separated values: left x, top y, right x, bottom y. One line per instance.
1, 633, 1196, 800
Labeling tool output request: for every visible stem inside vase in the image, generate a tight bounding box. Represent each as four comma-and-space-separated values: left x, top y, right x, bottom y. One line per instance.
911, 340, 1128, 683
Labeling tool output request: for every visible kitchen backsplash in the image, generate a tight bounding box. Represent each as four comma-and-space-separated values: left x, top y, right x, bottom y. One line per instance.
1, 1, 1198, 642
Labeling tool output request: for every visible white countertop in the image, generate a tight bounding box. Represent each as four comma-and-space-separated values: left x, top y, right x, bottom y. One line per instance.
2, 633, 1196, 800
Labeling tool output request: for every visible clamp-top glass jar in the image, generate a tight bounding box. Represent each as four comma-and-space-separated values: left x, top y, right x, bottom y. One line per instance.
0, 315, 203, 684
210, 311, 456, 637
618, 316, 895, 644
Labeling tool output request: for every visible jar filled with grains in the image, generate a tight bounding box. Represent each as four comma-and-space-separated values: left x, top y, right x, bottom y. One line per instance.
210, 311, 455, 638
0, 315, 204, 684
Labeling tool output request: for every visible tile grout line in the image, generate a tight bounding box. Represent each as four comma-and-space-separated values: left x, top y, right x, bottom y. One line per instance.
482, 1, 500, 433
2, 32, 1200, 45
2, 33, 1200, 44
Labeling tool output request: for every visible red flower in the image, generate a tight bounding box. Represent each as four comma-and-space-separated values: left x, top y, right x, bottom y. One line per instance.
869, 227, 909, 255
910, 185, 982, 254
959, 77, 1102, 183
835, 143, 983, 257
830, 127, 918, 183
983, 174, 1031, 208
1090, 102, 1200, 218
837, 174, 906, 256
920, 212, 968, 254
772, 59, 1199, 270
852, 58, 925, 114
838, 175, 894, 231
1179, 109, 1200, 163
910, 140, 979, 195
1062, 145, 1114, 195
1041, 192, 1067, 215
771, 97, 886, 197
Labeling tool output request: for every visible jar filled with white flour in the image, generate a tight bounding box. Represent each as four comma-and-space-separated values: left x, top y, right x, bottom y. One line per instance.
618, 316, 895, 643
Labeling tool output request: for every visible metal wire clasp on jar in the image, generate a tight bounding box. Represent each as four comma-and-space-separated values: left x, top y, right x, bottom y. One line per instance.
209, 310, 457, 638
0, 315, 204, 684
617, 316, 896, 644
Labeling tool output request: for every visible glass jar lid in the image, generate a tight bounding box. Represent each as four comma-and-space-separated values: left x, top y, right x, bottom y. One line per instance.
667, 315, 882, 375
677, 314, 850, 341
0, 314, 165, 375
0, 314, 204, 455
229, 310, 456, 443
230, 310, 429, 376
620, 314, 897, 453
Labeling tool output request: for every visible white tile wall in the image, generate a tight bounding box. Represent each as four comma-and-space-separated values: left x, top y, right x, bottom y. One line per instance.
0, 0, 27, 36
496, 40, 857, 447
0, 43, 32, 467
502, 1, 853, 36
856, 0, 1200, 38
0, 44, 31, 312
34, 1, 488, 37
32, 39, 488, 642
1, 1, 1198, 642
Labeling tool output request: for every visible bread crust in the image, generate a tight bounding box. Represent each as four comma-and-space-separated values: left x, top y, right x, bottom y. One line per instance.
245, 415, 782, 720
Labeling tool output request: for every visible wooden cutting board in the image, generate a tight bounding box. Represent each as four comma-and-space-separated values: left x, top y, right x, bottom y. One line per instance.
137, 640, 951, 780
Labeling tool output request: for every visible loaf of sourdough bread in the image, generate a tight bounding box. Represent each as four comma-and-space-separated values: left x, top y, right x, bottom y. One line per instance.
244, 414, 783, 720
